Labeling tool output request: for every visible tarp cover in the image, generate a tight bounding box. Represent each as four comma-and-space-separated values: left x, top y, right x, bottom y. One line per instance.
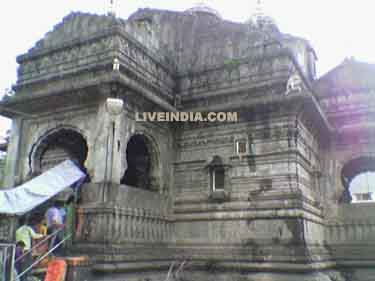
0, 160, 85, 215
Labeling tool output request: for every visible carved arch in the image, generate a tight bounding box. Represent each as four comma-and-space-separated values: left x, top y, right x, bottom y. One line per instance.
340, 155, 375, 203
121, 131, 161, 192
29, 125, 88, 175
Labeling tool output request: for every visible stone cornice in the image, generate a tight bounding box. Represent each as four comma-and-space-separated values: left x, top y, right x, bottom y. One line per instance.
175, 47, 291, 78
1, 70, 176, 118
17, 25, 175, 74
173, 208, 324, 224
92, 260, 336, 274
15, 48, 175, 105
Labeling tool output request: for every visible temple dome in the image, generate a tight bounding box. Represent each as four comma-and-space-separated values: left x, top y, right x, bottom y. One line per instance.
244, 0, 279, 33
255, 15, 277, 27
185, 3, 221, 18
246, 12, 279, 33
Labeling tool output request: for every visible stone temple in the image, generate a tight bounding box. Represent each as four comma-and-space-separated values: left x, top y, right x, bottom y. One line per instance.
1, 4, 375, 281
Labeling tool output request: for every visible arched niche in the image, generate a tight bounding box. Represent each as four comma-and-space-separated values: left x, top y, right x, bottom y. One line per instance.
207, 155, 225, 191
341, 156, 375, 203
29, 128, 88, 175
121, 133, 160, 191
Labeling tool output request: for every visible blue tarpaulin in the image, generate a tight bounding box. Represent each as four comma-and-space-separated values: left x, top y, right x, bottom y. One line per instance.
0, 160, 85, 215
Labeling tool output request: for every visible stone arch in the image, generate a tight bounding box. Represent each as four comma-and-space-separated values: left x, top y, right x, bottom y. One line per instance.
121, 132, 161, 191
341, 150, 375, 165
208, 155, 225, 191
29, 126, 88, 175
341, 156, 375, 203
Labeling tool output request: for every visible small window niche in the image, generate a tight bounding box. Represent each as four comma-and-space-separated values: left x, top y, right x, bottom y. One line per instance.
235, 138, 248, 155
211, 166, 225, 191
234, 137, 254, 160
206, 155, 230, 202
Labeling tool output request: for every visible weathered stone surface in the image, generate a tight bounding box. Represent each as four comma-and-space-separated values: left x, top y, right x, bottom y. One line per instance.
1, 5, 375, 281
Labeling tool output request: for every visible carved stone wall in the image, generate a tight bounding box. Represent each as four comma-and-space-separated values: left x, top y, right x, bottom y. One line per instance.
0, 215, 17, 243
18, 107, 96, 181
6, 6, 375, 281
15, 13, 176, 105
171, 102, 325, 264
76, 206, 172, 244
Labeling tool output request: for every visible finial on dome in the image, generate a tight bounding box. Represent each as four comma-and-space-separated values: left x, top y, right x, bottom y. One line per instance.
185, 1, 221, 18
253, 0, 264, 23
249, 0, 278, 31
108, 0, 116, 17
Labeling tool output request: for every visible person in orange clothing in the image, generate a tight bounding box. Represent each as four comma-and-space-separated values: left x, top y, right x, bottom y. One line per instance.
35, 218, 48, 235
44, 259, 67, 281
33, 218, 49, 263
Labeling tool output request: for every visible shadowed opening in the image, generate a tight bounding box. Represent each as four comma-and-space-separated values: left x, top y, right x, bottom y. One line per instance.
33, 129, 88, 173
341, 156, 375, 203
121, 135, 151, 190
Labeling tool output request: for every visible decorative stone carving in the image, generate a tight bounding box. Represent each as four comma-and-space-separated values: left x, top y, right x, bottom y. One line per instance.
286, 72, 303, 95
6, 6, 375, 281
0, 216, 17, 242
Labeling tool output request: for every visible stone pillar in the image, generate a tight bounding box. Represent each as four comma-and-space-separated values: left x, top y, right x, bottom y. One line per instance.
110, 105, 124, 184
3, 117, 23, 188
90, 102, 109, 184
91, 98, 123, 185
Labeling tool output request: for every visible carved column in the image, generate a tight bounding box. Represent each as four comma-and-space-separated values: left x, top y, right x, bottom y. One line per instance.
91, 102, 110, 184
91, 86, 123, 186
3, 117, 23, 188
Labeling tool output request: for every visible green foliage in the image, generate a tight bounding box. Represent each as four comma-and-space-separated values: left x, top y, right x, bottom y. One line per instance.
223, 58, 242, 69
205, 259, 218, 273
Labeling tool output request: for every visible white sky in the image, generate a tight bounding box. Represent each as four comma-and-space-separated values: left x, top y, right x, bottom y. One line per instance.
0, 0, 374, 137
350, 172, 375, 202
351, 172, 375, 193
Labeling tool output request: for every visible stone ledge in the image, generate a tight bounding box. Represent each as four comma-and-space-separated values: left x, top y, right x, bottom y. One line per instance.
173, 199, 324, 219
65, 256, 90, 266
336, 260, 375, 267
92, 261, 171, 273
76, 243, 331, 263
173, 208, 324, 223
92, 260, 337, 274
208, 190, 230, 203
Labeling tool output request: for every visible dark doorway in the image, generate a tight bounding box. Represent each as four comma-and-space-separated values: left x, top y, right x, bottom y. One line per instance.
34, 129, 88, 173
121, 135, 151, 189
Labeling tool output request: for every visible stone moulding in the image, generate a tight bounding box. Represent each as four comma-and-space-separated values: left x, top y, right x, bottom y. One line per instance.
172, 208, 324, 224
76, 205, 173, 244
6, 8, 375, 281
91, 260, 337, 274
17, 23, 174, 73
15, 29, 176, 106
208, 189, 230, 203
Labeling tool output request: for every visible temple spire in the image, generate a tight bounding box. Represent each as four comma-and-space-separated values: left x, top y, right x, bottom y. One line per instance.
252, 0, 266, 26
250, 0, 278, 31
194, 0, 211, 8
254, 0, 264, 21
108, 0, 116, 17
